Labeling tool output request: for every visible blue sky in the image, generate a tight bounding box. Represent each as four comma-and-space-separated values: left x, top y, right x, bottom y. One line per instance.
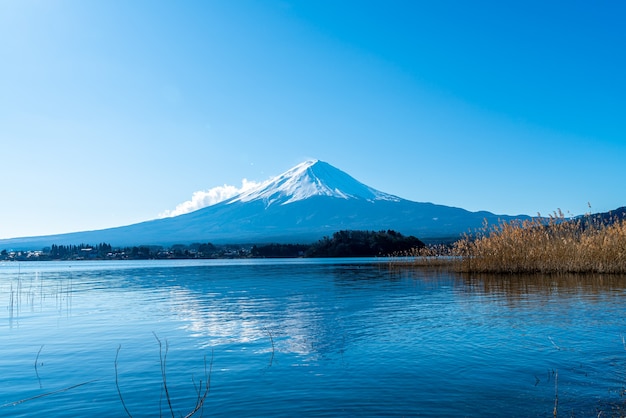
1, 0, 624, 239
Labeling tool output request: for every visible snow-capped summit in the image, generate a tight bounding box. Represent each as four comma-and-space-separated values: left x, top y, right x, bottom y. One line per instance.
226, 159, 401, 207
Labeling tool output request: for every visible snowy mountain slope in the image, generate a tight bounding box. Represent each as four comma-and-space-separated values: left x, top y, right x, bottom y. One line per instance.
0, 160, 530, 249
226, 160, 400, 206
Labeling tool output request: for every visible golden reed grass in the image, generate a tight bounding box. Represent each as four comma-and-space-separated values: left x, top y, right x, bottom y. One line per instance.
454, 210, 626, 273
389, 244, 456, 269
394, 210, 626, 274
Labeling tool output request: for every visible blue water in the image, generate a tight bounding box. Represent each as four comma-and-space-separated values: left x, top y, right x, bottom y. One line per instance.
1, 260, 625, 417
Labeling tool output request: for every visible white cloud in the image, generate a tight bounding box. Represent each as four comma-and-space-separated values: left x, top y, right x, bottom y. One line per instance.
159, 179, 260, 218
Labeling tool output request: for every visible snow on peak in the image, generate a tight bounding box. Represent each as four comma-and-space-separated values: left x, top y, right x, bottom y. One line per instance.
226, 160, 401, 207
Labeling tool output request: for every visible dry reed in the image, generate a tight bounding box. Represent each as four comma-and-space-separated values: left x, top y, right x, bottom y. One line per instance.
389, 244, 457, 269
393, 210, 626, 274
453, 210, 626, 274
115, 335, 212, 418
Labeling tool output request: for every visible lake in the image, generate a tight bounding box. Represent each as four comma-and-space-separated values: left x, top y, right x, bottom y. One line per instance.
1, 259, 625, 417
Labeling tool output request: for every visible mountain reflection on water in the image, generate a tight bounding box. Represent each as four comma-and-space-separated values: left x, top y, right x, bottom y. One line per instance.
1, 260, 625, 417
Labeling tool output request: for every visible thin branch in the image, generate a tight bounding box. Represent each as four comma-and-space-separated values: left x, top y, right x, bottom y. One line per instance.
154, 332, 175, 418
2, 379, 99, 408
265, 327, 275, 368
34, 344, 44, 370
34, 345, 44, 388
115, 345, 133, 418
553, 369, 558, 417
548, 336, 561, 351
184, 349, 213, 418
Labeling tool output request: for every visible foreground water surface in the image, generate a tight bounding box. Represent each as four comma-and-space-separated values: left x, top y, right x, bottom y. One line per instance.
1, 259, 625, 417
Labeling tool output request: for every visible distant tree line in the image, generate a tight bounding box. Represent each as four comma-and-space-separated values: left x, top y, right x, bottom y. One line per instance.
304, 230, 424, 257
252, 230, 424, 258
48, 243, 113, 259
1, 230, 425, 261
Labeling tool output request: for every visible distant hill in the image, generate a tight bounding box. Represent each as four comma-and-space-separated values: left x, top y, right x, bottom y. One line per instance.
578, 206, 626, 226
1, 160, 532, 250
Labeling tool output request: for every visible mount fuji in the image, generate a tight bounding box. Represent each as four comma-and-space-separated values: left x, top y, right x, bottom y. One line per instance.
225, 159, 401, 206
1, 160, 529, 249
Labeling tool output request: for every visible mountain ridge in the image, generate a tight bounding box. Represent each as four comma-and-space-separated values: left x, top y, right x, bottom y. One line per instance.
1, 160, 531, 250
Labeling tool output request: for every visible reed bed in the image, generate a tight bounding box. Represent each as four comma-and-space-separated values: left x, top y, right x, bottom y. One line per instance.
389, 244, 457, 269
453, 211, 626, 274
394, 211, 626, 274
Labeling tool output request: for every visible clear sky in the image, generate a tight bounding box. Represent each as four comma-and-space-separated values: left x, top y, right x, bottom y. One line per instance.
1, 0, 625, 239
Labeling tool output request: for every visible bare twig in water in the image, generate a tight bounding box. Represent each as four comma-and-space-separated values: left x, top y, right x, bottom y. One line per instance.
115, 345, 133, 418
154, 332, 175, 418
115, 337, 213, 418
34, 345, 44, 369
548, 336, 561, 351
265, 327, 276, 368
184, 349, 213, 418
1, 379, 99, 408
35, 345, 44, 388
553, 369, 558, 417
